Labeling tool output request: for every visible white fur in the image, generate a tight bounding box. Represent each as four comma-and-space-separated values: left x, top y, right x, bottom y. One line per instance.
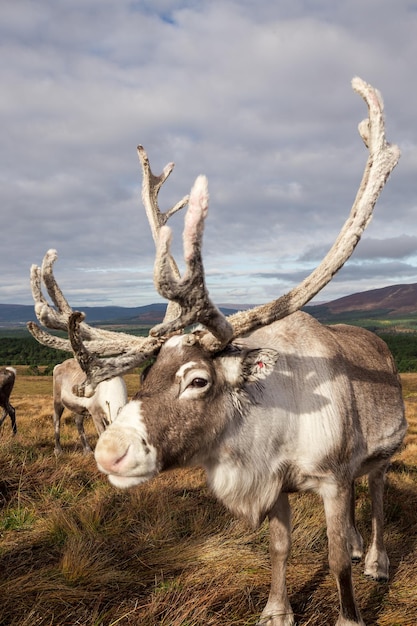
53, 358, 128, 454
95, 401, 158, 488
93, 311, 406, 626
165, 334, 184, 348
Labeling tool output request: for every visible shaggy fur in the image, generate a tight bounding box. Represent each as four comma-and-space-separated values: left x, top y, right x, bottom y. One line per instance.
94, 312, 407, 626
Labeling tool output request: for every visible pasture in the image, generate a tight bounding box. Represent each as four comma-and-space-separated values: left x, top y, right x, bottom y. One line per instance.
0, 367, 416, 626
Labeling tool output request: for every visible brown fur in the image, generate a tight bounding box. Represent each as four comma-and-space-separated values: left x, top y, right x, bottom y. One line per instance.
0, 367, 17, 434
95, 312, 407, 626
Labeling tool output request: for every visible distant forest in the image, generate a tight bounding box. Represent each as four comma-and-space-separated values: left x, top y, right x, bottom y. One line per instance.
0, 336, 70, 374
0, 331, 417, 374
378, 333, 417, 373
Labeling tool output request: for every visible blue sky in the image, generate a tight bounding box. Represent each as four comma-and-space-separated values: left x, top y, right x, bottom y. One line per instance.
1, 0, 417, 309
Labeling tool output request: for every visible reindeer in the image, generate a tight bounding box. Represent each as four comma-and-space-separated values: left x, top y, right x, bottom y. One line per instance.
52, 358, 127, 455
0, 367, 17, 435
28, 79, 407, 626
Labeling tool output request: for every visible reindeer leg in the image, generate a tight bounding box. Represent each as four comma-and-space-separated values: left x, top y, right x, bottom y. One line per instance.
364, 464, 389, 581
74, 411, 92, 454
7, 403, 17, 435
348, 481, 363, 562
53, 402, 64, 455
258, 492, 294, 626
322, 483, 365, 626
0, 406, 16, 435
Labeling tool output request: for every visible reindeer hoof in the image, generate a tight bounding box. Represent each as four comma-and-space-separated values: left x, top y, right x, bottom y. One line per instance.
364, 571, 389, 583
257, 610, 295, 626
364, 551, 389, 581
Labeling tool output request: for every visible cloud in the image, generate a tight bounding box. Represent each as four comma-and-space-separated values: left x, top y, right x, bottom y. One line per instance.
1, 0, 416, 310
300, 235, 417, 262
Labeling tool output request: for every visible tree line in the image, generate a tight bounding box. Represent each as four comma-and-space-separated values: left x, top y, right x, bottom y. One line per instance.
0, 336, 69, 374
0, 332, 416, 374
378, 333, 417, 373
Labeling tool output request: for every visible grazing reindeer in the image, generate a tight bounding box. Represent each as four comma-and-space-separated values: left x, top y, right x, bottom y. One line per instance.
0, 367, 17, 435
52, 358, 127, 455
28, 79, 407, 626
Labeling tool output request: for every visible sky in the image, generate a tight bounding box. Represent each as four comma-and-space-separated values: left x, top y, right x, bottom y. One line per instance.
1, 0, 417, 312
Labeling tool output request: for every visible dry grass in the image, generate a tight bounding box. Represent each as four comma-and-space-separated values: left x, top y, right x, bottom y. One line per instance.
0, 367, 416, 626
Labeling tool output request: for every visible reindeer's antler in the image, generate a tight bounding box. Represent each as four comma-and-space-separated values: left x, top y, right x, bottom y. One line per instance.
28, 148, 192, 392
200, 77, 401, 348
28, 249, 150, 357
67, 311, 163, 397
138, 78, 400, 351
229, 78, 399, 335
137, 145, 189, 324
29, 78, 400, 390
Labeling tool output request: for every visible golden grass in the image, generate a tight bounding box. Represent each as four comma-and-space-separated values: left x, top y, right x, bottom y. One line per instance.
0, 371, 416, 625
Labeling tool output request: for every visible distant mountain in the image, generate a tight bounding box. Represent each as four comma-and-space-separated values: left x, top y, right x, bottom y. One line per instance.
0, 303, 169, 327
307, 283, 417, 317
1, 283, 416, 328
0, 304, 38, 325
0, 302, 239, 328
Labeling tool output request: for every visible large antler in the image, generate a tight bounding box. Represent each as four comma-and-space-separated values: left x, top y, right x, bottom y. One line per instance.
29, 77, 400, 391
145, 78, 400, 350
27, 249, 154, 356
67, 174, 234, 393
215, 77, 400, 343
137, 145, 188, 323
28, 149, 190, 393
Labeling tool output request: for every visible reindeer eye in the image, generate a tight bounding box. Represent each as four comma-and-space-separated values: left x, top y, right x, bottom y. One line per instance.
189, 377, 208, 388
180, 368, 212, 397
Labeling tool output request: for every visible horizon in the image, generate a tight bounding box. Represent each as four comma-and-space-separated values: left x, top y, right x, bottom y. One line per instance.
2, 280, 417, 310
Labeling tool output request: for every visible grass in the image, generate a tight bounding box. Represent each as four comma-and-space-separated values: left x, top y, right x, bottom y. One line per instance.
0, 368, 416, 625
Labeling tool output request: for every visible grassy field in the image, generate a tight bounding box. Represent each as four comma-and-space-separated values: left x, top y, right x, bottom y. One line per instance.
0, 368, 416, 626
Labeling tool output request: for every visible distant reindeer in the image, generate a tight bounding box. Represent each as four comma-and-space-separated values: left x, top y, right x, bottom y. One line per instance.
0, 367, 17, 435
29, 79, 407, 626
52, 358, 127, 455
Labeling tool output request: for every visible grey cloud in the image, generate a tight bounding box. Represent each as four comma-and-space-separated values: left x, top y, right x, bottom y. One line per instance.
300, 236, 417, 263
1, 0, 416, 308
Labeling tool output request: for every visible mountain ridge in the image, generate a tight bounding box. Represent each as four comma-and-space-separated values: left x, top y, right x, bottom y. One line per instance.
315, 283, 417, 315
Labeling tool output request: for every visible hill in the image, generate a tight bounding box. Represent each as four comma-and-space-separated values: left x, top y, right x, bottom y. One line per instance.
316, 283, 417, 315
303, 283, 417, 328
0, 303, 168, 327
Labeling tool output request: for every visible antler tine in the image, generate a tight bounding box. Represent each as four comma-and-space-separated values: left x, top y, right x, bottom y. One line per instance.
200, 77, 400, 348
27, 321, 73, 352
137, 145, 189, 324
41, 249, 73, 317
28, 249, 148, 356
30, 253, 68, 332
138, 145, 189, 236
30, 249, 93, 336
150, 175, 233, 348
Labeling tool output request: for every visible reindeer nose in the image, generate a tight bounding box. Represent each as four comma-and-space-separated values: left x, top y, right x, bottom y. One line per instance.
94, 431, 131, 474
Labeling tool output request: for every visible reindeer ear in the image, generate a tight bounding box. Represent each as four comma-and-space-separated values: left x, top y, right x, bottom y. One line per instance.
218, 347, 279, 386
241, 348, 279, 382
